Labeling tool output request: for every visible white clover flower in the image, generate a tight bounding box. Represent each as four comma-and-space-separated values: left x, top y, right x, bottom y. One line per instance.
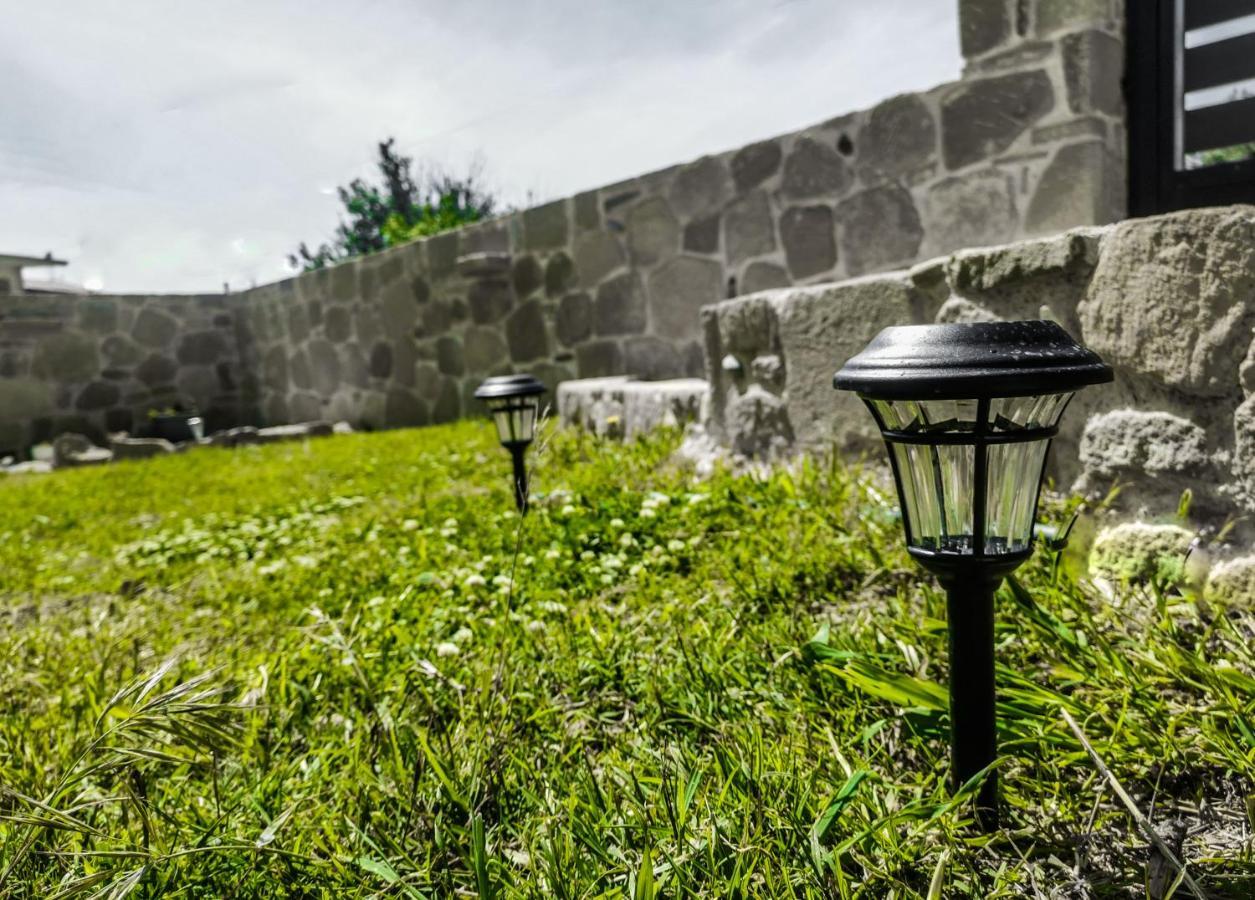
686, 493, 707, 506
580, 550, 596, 562
667, 539, 686, 553
544, 548, 562, 561
402, 519, 419, 532
537, 600, 567, 614
618, 533, 635, 548
647, 492, 671, 506
609, 518, 625, 529
560, 505, 577, 517
492, 575, 512, 588
464, 574, 487, 589
435, 642, 460, 657
522, 555, 535, 567
602, 555, 624, 569
650, 545, 665, 557
629, 563, 645, 576
442, 517, 458, 529
688, 536, 702, 547
526, 620, 546, 634
639, 508, 656, 519
600, 573, 615, 585
452, 627, 474, 644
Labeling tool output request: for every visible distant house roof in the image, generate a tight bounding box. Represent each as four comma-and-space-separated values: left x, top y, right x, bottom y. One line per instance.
0, 253, 67, 268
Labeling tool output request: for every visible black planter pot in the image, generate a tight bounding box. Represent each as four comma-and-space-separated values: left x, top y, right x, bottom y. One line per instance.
149, 413, 204, 444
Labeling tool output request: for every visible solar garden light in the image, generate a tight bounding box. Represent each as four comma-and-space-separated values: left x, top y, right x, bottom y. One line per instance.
474, 374, 547, 514
834, 321, 1111, 830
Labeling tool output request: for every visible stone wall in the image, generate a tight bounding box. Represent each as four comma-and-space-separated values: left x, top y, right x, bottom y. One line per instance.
230, 0, 1124, 429
0, 0, 1126, 449
0, 292, 253, 453
702, 204, 1255, 536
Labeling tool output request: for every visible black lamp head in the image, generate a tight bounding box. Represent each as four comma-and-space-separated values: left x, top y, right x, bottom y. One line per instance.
835, 320, 1111, 581
474, 374, 547, 447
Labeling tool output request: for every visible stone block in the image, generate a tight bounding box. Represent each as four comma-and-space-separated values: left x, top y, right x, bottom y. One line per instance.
1026, 141, 1123, 235
432, 377, 461, 423
836, 185, 923, 275
79, 298, 118, 333
557, 376, 707, 439
669, 155, 733, 220
594, 272, 647, 336
1078, 206, 1255, 397
52, 433, 112, 468
1076, 410, 1215, 510
731, 139, 782, 192
782, 136, 851, 198
727, 384, 792, 456
625, 197, 680, 265
574, 231, 625, 285
1089, 522, 1192, 584
935, 297, 1001, 323
307, 340, 342, 396
575, 340, 624, 378
324, 305, 351, 342
101, 335, 142, 367
923, 170, 1018, 258
946, 228, 1101, 293
524, 199, 569, 251
506, 299, 549, 362
556, 292, 592, 346
176, 330, 228, 366
1205, 556, 1255, 606
512, 255, 543, 298
255, 421, 335, 444
780, 205, 836, 279
683, 215, 720, 254
861, 93, 937, 174
384, 389, 428, 427
76, 381, 120, 411
1036, 0, 1114, 36
132, 308, 178, 348
468, 279, 514, 324
436, 336, 464, 376
724, 190, 776, 265
464, 327, 509, 372
772, 275, 920, 450
369, 342, 393, 379
32, 332, 99, 384
741, 262, 790, 295
647, 256, 722, 342
110, 435, 176, 460
959, 0, 1011, 57
623, 336, 682, 379
940, 70, 1055, 169
457, 252, 511, 279
574, 190, 600, 230
1062, 30, 1123, 116
545, 252, 577, 297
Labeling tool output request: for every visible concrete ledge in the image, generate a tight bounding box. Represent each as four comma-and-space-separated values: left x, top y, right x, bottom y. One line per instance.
556, 376, 709, 438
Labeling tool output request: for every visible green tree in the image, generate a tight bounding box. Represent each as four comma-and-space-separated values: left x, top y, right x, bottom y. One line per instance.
290, 138, 496, 270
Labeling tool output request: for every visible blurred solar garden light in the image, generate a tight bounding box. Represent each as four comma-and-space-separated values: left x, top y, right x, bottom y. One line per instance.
834, 321, 1112, 830
474, 374, 547, 513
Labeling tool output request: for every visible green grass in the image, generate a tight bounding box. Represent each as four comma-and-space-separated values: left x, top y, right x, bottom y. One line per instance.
0, 422, 1252, 897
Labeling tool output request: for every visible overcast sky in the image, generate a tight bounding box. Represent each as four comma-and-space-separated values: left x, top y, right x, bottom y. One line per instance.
3, 1, 960, 294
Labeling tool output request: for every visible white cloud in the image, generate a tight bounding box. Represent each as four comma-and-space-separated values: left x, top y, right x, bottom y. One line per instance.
1, 0, 959, 292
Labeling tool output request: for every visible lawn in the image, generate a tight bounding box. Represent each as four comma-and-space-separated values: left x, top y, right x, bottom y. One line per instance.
0, 422, 1251, 898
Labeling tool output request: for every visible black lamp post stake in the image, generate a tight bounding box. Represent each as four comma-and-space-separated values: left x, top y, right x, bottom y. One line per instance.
835, 321, 1111, 830
474, 374, 547, 514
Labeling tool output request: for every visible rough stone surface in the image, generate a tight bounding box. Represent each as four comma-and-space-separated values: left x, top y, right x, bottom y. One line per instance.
132, 308, 178, 348
1076, 410, 1215, 511
623, 337, 682, 379
468, 279, 514, 324
52, 433, 112, 468
1090, 523, 1193, 584
463, 327, 509, 371
574, 231, 625, 285
940, 70, 1055, 169
544, 252, 577, 298
505, 299, 549, 362
32, 333, 99, 382
1062, 30, 1123, 116
669, 156, 733, 220
923, 171, 1018, 257
575, 340, 624, 379
959, 0, 1011, 57
861, 93, 936, 173
1025, 140, 1122, 234
727, 384, 793, 457
556, 292, 593, 346
511, 255, 543, 298
558, 376, 707, 439
683, 216, 721, 255
730, 140, 782, 192
647, 257, 722, 342
110, 435, 176, 460
724, 191, 776, 265
1037, 0, 1115, 36
837, 186, 923, 275
625, 197, 680, 265
1204, 555, 1255, 605
741, 262, 790, 295
780, 206, 836, 279
782, 136, 850, 198
435, 336, 464, 376
1079, 206, 1255, 396
523, 200, 569, 251
935, 297, 1002, 323
594, 273, 647, 336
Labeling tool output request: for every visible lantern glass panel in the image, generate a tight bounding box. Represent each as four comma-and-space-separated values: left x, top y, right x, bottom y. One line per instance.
984, 439, 1050, 553
891, 442, 976, 554
487, 398, 537, 445
872, 399, 980, 433
989, 392, 1071, 431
